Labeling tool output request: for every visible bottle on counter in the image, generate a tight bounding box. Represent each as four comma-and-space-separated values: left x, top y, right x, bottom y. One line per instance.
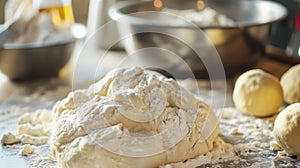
87, 0, 123, 50
34, 0, 75, 26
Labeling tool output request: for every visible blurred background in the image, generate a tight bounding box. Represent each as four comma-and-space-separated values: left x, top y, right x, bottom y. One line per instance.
0, 0, 298, 51
0, 0, 299, 82
0, 0, 90, 24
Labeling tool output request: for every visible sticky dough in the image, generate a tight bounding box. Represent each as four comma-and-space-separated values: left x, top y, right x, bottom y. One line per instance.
49, 67, 219, 168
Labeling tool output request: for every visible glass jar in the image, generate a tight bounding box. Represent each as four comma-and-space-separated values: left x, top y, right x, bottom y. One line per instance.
34, 0, 75, 26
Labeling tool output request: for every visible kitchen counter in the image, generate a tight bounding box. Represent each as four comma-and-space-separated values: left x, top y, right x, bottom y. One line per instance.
0, 43, 299, 167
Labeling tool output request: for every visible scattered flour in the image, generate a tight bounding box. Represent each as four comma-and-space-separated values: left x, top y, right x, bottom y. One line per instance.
162, 137, 237, 168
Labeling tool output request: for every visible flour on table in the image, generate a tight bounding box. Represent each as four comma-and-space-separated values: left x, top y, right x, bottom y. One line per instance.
1, 69, 299, 167
162, 137, 237, 168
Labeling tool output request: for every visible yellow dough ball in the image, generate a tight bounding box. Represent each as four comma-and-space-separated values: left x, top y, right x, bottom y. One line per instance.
280, 64, 300, 104
233, 69, 283, 117
273, 103, 300, 156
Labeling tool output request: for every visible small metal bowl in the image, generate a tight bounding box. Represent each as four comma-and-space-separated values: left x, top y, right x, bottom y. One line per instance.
110, 0, 287, 78
0, 39, 75, 81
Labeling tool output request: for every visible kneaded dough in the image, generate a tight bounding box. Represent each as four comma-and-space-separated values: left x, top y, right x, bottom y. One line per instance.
273, 103, 300, 156
280, 64, 300, 104
50, 67, 219, 168
233, 69, 283, 117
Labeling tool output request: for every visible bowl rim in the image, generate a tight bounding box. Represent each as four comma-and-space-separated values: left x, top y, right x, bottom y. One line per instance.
0, 23, 85, 50
109, 0, 288, 29
2, 38, 76, 50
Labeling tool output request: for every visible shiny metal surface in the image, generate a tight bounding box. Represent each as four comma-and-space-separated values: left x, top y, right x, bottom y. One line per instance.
0, 39, 75, 81
109, 0, 287, 78
0, 25, 15, 47
87, 0, 124, 49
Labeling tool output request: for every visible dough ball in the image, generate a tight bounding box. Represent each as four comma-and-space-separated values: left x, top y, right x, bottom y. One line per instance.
280, 64, 300, 104
273, 103, 300, 156
233, 69, 283, 117
50, 67, 219, 168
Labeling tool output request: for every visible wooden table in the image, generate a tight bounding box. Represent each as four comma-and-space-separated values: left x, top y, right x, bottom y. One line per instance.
0, 42, 299, 167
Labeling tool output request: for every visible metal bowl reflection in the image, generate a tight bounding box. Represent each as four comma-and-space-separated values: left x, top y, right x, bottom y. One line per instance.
0, 39, 75, 81
110, 0, 287, 78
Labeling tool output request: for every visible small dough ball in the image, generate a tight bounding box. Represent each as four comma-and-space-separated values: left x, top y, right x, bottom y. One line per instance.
233, 69, 283, 117
280, 64, 300, 104
273, 103, 300, 156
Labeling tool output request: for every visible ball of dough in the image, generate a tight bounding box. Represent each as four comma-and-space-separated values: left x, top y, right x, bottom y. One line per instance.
50, 67, 219, 168
280, 64, 300, 104
273, 103, 300, 156
233, 69, 283, 117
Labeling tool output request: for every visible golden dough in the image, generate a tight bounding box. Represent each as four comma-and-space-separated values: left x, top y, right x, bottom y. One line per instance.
233, 69, 283, 117
280, 64, 300, 104
273, 103, 300, 156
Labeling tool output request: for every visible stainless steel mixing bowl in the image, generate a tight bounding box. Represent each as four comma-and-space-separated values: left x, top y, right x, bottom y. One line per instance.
0, 39, 75, 81
109, 0, 287, 78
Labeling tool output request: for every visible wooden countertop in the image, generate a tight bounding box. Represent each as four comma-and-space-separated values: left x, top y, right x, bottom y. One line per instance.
0, 43, 299, 167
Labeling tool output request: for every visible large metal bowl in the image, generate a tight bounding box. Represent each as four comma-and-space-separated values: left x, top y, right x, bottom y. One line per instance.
0, 39, 75, 81
109, 0, 287, 78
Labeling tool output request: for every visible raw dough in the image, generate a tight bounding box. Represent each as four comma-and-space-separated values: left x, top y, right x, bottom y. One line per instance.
50, 67, 219, 168
280, 64, 300, 104
1, 109, 53, 146
233, 69, 283, 117
20, 144, 35, 156
1, 132, 20, 145
273, 103, 300, 156
20, 134, 49, 145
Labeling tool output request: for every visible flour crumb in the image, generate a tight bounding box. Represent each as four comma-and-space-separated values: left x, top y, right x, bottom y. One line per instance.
219, 108, 238, 119
20, 144, 35, 156
40, 155, 55, 163
252, 141, 261, 148
277, 150, 289, 157
270, 141, 282, 151
1, 132, 21, 145
230, 128, 242, 135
